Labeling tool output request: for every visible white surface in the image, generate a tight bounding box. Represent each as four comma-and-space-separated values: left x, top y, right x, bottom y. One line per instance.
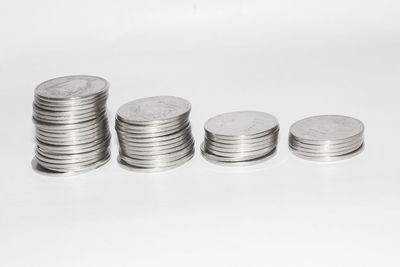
1, 0, 400, 266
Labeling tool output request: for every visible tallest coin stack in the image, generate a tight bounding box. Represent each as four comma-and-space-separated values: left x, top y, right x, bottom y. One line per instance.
32, 75, 111, 176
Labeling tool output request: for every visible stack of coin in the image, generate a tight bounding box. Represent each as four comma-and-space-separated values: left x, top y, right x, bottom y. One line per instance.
201, 111, 279, 166
32, 75, 111, 176
289, 115, 364, 161
116, 96, 195, 172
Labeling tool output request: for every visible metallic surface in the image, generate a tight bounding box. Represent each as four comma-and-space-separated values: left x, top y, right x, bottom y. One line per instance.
32, 75, 111, 175
115, 96, 195, 172
201, 111, 279, 166
289, 115, 365, 161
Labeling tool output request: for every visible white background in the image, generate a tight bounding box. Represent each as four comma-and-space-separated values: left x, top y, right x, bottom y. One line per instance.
1, 0, 399, 266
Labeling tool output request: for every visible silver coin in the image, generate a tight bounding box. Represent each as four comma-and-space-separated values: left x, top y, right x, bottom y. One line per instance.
33, 114, 108, 131
36, 124, 108, 140
37, 122, 109, 137
35, 134, 105, 147
289, 133, 364, 148
32, 76, 111, 175
121, 136, 195, 156
289, 138, 364, 153
33, 102, 106, 117
36, 130, 109, 145
36, 134, 110, 154
289, 133, 363, 147
118, 149, 194, 173
205, 130, 279, 146
204, 142, 277, 155
34, 93, 108, 109
32, 154, 110, 177
34, 90, 108, 103
117, 96, 191, 125
122, 138, 194, 158
38, 133, 110, 149
118, 130, 193, 149
116, 122, 190, 139
289, 115, 364, 144
204, 144, 275, 159
200, 143, 273, 163
35, 147, 109, 165
36, 143, 110, 158
33, 110, 106, 125
33, 110, 104, 123
204, 136, 277, 150
204, 111, 279, 138
37, 152, 111, 173
35, 75, 109, 101
201, 145, 277, 167
34, 96, 108, 112
201, 111, 279, 166
36, 151, 109, 171
115, 96, 195, 170
115, 117, 188, 134
205, 127, 279, 142
36, 131, 109, 146
36, 145, 109, 161
289, 143, 364, 162
120, 147, 194, 167
288, 115, 365, 162
117, 125, 192, 144
289, 141, 363, 157
120, 144, 194, 164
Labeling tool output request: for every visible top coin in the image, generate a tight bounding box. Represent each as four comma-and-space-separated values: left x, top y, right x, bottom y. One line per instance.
204, 111, 279, 137
117, 96, 191, 124
290, 115, 364, 142
35, 75, 109, 100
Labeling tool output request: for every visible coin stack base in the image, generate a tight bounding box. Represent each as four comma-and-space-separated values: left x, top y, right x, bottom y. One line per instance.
116, 96, 195, 172
201, 111, 279, 166
32, 75, 111, 176
32, 157, 110, 177
289, 115, 365, 162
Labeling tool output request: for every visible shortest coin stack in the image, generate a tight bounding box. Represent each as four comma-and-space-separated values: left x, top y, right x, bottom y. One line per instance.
116, 96, 195, 172
289, 115, 364, 162
201, 111, 279, 166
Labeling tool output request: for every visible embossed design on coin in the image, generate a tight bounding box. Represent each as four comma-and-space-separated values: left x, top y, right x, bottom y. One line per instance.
32, 75, 111, 176
205, 111, 278, 137
290, 115, 364, 142
289, 115, 365, 162
201, 111, 279, 166
115, 96, 194, 172
35, 75, 108, 99
117, 96, 191, 123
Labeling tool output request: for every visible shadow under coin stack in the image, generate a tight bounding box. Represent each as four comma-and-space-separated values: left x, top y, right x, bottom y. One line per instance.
201, 111, 279, 166
32, 75, 111, 176
289, 115, 365, 161
116, 96, 195, 172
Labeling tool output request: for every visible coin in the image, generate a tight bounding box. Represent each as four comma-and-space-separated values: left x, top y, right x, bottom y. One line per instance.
201, 111, 279, 166
117, 96, 191, 125
35, 75, 109, 100
32, 76, 111, 176
120, 137, 194, 156
115, 96, 195, 172
118, 149, 195, 173
290, 115, 364, 143
201, 144, 277, 167
289, 115, 365, 161
289, 144, 365, 162
32, 154, 110, 177
204, 111, 279, 139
